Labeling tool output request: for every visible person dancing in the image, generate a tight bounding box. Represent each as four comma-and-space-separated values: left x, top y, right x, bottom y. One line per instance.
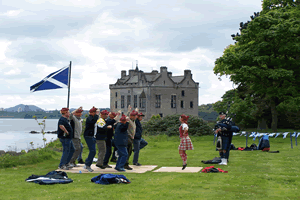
178, 114, 194, 170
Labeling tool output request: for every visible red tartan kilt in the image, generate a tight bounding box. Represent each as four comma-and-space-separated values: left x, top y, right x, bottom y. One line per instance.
178, 136, 194, 150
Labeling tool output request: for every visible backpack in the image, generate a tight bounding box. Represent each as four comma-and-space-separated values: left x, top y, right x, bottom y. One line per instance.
258, 135, 270, 150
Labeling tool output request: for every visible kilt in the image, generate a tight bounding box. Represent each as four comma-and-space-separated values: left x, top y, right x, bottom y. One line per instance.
178, 136, 194, 150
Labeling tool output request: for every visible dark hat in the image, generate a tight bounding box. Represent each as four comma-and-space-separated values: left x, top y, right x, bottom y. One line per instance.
89, 106, 97, 113
180, 114, 189, 121
219, 111, 227, 115
75, 108, 83, 113
100, 110, 109, 115
109, 112, 117, 117
61, 108, 69, 113
130, 111, 138, 116
138, 112, 145, 116
120, 114, 127, 122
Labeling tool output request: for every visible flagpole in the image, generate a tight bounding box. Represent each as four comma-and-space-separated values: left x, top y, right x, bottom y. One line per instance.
67, 61, 72, 109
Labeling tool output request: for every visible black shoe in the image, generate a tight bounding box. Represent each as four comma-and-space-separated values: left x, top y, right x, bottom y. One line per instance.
124, 165, 133, 170
103, 165, 112, 168
96, 164, 106, 169
182, 164, 187, 170
78, 159, 85, 164
133, 163, 142, 166
110, 158, 117, 163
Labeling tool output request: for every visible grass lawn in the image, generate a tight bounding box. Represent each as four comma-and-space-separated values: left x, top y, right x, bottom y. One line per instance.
0, 134, 299, 200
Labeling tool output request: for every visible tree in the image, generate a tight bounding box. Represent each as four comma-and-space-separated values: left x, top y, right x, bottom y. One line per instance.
214, 4, 300, 131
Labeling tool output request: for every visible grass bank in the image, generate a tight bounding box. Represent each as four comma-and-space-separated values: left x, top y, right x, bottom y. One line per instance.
0, 134, 299, 200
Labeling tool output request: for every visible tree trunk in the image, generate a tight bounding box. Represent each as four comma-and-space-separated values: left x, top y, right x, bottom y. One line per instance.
257, 118, 268, 130
270, 98, 278, 132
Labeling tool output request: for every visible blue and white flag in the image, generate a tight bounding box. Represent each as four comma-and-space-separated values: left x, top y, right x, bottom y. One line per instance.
283, 132, 289, 139
30, 66, 69, 92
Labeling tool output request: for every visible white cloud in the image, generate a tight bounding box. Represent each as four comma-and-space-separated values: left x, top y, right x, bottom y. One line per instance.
0, 0, 263, 110
1, 9, 24, 17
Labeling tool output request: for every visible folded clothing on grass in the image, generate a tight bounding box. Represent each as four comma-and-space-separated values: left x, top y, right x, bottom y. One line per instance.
26, 171, 73, 185
201, 166, 228, 173
91, 174, 131, 185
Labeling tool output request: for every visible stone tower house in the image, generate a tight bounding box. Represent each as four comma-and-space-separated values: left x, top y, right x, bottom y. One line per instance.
109, 65, 199, 120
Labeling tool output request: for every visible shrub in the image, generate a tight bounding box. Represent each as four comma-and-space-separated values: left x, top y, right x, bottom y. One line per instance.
0, 148, 58, 168
143, 114, 213, 136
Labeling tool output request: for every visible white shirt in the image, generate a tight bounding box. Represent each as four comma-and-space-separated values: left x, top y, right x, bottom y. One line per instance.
182, 123, 188, 130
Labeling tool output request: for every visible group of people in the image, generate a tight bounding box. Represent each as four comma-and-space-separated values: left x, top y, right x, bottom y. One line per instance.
57, 105, 234, 172
57, 105, 148, 172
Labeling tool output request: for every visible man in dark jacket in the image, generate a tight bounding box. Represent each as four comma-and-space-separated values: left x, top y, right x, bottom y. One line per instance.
133, 112, 147, 166
95, 110, 112, 169
57, 108, 74, 170
83, 106, 99, 172
215, 111, 234, 165
103, 111, 120, 168
114, 115, 130, 172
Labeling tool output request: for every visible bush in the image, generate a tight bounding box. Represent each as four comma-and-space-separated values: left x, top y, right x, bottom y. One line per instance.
143, 114, 213, 136
0, 148, 58, 168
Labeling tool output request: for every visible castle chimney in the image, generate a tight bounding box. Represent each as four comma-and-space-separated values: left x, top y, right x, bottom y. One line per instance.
129, 69, 134, 77
152, 70, 158, 74
184, 69, 191, 77
167, 72, 172, 77
160, 66, 167, 73
121, 70, 126, 78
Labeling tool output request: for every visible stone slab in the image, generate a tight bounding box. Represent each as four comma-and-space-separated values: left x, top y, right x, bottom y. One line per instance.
58, 164, 158, 174
153, 167, 203, 173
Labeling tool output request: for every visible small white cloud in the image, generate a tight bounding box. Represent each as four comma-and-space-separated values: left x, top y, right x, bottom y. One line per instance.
1, 9, 24, 17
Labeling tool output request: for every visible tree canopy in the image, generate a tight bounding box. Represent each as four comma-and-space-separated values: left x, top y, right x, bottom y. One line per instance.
214, 3, 300, 131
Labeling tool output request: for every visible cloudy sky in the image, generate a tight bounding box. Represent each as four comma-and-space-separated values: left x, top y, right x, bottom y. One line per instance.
0, 0, 263, 110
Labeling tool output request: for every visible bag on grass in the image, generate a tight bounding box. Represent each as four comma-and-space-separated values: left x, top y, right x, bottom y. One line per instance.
258, 135, 270, 150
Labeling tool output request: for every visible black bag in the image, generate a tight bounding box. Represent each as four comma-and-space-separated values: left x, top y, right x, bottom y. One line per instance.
201, 157, 221, 164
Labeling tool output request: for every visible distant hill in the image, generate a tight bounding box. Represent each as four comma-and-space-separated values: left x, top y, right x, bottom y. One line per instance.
4, 104, 44, 112
198, 103, 218, 121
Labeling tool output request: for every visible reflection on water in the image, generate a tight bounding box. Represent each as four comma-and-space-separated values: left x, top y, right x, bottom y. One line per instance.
0, 119, 59, 152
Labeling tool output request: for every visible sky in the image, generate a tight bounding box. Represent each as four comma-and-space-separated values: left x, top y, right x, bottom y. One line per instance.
0, 0, 263, 110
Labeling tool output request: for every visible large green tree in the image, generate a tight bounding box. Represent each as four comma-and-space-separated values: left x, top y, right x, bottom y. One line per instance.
214, 3, 300, 131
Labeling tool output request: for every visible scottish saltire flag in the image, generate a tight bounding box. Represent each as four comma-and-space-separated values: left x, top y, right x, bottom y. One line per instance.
30, 66, 69, 92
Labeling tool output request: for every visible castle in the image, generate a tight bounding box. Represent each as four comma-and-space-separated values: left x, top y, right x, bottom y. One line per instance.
109, 64, 199, 120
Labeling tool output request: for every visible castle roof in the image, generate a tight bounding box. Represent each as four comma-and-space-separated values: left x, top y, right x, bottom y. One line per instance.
171, 76, 184, 83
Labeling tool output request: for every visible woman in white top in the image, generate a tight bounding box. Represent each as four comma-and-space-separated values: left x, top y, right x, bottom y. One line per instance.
178, 114, 194, 170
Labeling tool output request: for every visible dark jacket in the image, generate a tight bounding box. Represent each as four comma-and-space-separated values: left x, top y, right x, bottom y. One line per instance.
95, 118, 108, 140
84, 115, 99, 137
106, 118, 116, 139
70, 120, 75, 139
57, 116, 73, 139
114, 122, 129, 147
134, 119, 142, 140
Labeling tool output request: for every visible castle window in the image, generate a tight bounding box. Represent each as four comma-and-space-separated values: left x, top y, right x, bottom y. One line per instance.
140, 98, 146, 108
127, 95, 131, 108
159, 113, 163, 118
121, 96, 125, 108
187, 81, 189, 85
115, 101, 117, 109
190, 101, 193, 108
115, 92, 117, 97
181, 101, 184, 108
164, 80, 165, 85
128, 90, 130, 93
134, 95, 137, 108
181, 90, 185, 97
155, 95, 161, 108
171, 95, 176, 108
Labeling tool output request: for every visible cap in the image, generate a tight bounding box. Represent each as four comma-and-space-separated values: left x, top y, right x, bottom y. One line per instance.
89, 106, 97, 113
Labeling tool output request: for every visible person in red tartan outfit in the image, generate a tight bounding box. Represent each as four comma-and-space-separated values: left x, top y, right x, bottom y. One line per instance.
178, 114, 194, 170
